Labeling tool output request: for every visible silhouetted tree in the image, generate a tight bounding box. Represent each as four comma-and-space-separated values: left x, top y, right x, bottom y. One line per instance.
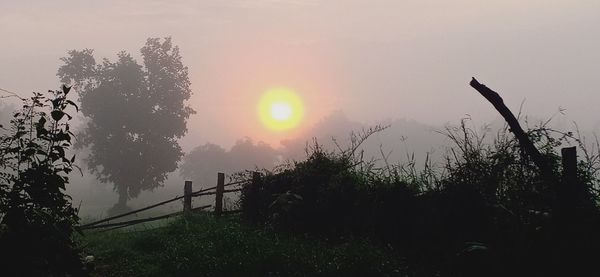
58, 37, 194, 213
229, 137, 280, 170
280, 110, 441, 168
180, 143, 230, 185
181, 138, 279, 186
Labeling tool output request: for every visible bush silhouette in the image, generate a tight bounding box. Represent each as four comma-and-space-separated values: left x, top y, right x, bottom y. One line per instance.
241, 120, 600, 276
0, 86, 85, 275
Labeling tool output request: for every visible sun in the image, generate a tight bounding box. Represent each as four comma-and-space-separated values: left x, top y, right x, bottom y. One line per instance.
258, 88, 304, 131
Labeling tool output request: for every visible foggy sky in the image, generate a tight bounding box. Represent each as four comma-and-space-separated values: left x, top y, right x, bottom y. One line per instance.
2, 0, 600, 150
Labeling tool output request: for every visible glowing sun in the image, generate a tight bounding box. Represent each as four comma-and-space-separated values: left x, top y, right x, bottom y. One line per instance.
258, 88, 304, 131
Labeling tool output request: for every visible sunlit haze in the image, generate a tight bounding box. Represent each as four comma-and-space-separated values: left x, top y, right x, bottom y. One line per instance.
271, 103, 292, 121
2, 0, 599, 149
258, 87, 304, 132
2, 2, 600, 275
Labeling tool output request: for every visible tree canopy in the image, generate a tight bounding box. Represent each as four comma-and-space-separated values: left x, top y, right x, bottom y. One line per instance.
180, 138, 279, 186
57, 37, 194, 211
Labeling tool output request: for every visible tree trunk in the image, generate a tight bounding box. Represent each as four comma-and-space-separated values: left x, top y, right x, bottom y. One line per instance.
108, 188, 131, 216
117, 188, 128, 208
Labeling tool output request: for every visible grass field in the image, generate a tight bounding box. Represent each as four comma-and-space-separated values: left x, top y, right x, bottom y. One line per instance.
80, 213, 411, 277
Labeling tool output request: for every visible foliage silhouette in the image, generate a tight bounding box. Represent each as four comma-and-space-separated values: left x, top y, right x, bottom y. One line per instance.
57, 37, 194, 214
0, 86, 85, 275
240, 119, 600, 276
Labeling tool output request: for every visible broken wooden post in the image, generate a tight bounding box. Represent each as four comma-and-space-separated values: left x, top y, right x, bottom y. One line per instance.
469, 77, 554, 184
184, 181, 192, 216
215, 172, 225, 218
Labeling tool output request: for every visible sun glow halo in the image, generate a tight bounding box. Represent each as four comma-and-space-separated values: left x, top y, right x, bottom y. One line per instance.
259, 88, 304, 131
271, 102, 292, 121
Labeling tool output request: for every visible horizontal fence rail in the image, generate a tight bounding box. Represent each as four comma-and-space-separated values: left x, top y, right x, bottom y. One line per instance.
77, 172, 253, 231
81, 205, 212, 231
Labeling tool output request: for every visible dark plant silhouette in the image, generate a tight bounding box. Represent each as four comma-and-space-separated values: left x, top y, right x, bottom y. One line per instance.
57, 37, 195, 214
0, 86, 85, 275
240, 118, 600, 276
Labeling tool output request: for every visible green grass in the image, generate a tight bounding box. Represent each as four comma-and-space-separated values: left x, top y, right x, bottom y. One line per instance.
80, 213, 410, 277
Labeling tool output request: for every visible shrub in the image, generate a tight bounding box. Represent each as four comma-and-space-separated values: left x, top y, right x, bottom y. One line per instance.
0, 86, 85, 275
240, 119, 600, 275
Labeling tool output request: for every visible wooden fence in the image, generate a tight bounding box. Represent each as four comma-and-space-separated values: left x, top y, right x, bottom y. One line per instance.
78, 144, 586, 232
78, 172, 257, 232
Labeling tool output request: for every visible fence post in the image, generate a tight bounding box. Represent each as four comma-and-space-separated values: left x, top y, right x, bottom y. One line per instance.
215, 172, 225, 218
560, 146, 578, 213
246, 171, 261, 220
184, 181, 192, 216
252, 171, 261, 198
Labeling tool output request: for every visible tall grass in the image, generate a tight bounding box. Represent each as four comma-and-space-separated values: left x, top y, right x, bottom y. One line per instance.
81, 213, 409, 277
239, 118, 600, 276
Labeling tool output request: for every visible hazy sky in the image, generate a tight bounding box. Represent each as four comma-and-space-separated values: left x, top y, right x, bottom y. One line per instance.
1, 0, 600, 149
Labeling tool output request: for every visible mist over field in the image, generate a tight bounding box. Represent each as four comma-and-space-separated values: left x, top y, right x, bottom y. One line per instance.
2, 1, 600, 276
2, 0, 599, 217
